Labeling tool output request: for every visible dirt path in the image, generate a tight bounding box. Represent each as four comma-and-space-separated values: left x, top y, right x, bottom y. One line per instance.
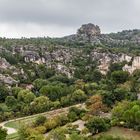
0, 104, 84, 135
72, 120, 85, 131
0, 121, 17, 134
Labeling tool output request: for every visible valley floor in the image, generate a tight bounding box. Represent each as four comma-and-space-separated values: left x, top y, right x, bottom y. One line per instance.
1, 104, 140, 140
94, 127, 140, 140
0, 104, 84, 135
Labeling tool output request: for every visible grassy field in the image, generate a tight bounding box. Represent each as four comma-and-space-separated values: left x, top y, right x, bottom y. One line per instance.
5, 116, 37, 130
5, 117, 37, 140
5, 119, 33, 140
5, 121, 22, 130
6, 133, 19, 140
94, 127, 140, 140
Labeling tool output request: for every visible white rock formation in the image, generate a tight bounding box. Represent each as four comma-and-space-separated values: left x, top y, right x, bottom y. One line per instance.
123, 56, 140, 74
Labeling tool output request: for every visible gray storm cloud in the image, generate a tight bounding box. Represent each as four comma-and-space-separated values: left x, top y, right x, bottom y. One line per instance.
0, 0, 139, 38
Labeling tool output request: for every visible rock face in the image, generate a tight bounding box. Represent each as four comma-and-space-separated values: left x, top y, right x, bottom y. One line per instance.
77, 23, 101, 43
0, 57, 11, 69
63, 23, 116, 45
123, 57, 140, 74
0, 74, 18, 86
77, 23, 101, 37
10, 43, 140, 75
23, 51, 40, 63
90, 51, 132, 74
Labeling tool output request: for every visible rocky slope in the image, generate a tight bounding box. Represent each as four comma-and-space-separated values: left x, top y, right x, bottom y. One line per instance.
0, 23, 140, 86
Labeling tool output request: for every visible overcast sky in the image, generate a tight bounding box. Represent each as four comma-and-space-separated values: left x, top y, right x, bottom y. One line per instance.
0, 0, 140, 38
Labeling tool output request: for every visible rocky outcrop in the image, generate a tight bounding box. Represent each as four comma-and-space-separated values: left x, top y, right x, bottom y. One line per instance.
55, 63, 74, 78
0, 74, 18, 85
90, 51, 132, 74
123, 56, 140, 74
0, 57, 11, 69
76, 23, 102, 44
77, 23, 101, 41
63, 23, 118, 45
10, 43, 140, 75
62, 23, 140, 46
23, 51, 40, 62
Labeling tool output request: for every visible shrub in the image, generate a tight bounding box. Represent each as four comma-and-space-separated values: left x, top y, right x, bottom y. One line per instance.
35, 126, 46, 134
86, 117, 111, 135
35, 115, 47, 126
0, 127, 7, 140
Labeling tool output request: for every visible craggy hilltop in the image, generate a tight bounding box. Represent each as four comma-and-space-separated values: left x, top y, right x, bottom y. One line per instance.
0, 23, 140, 86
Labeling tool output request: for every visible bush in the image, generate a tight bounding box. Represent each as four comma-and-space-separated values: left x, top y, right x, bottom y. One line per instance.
134, 125, 140, 131
58, 115, 69, 126
35, 115, 47, 126
112, 101, 140, 130
0, 127, 7, 140
93, 135, 129, 140
69, 132, 86, 140
67, 107, 86, 122
69, 107, 86, 118
68, 111, 79, 122
45, 119, 58, 131
71, 89, 87, 103
86, 117, 111, 135
111, 71, 129, 84
35, 126, 46, 134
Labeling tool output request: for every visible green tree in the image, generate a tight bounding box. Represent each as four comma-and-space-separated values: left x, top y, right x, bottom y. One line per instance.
0, 85, 9, 102
67, 111, 78, 122
33, 79, 48, 91
39, 85, 71, 101
91, 70, 102, 82
35, 115, 47, 126
0, 127, 7, 140
71, 89, 87, 103
112, 101, 140, 129
11, 87, 23, 98
69, 132, 85, 140
35, 64, 55, 79
86, 117, 111, 134
113, 88, 127, 102
109, 62, 125, 72
46, 127, 67, 140
5, 96, 17, 108
111, 71, 129, 84
31, 96, 51, 113
18, 90, 35, 104
27, 134, 45, 140
18, 125, 31, 140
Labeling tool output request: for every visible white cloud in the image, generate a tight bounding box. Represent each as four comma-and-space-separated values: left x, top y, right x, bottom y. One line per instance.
0, 23, 76, 38
0, 0, 139, 38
